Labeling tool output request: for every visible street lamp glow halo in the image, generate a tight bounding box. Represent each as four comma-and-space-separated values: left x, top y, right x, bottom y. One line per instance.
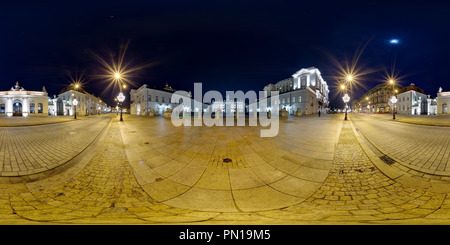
390, 39, 399, 44
117, 92, 126, 102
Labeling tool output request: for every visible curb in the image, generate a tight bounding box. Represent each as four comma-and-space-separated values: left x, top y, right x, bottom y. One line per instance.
0, 116, 114, 184
348, 115, 450, 194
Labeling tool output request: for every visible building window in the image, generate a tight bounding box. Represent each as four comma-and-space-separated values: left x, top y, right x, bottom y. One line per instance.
147, 95, 151, 102
38, 103, 43, 113
298, 96, 302, 103
155, 96, 158, 102
162, 97, 165, 103
443, 104, 448, 114
0, 104, 5, 114
287, 98, 290, 104
30, 103, 35, 113
292, 97, 295, 103
301, 76, 307, 88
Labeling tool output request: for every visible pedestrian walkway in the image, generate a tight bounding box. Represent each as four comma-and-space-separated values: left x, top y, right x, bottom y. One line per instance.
119, 115, 343, 213
0, 116, 78, 127
0, 114, 449, 224
0, 115, 110, 176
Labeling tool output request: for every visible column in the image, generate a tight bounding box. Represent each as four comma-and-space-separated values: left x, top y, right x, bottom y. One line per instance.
6, 98, 12, 117
22, 98, 29, 117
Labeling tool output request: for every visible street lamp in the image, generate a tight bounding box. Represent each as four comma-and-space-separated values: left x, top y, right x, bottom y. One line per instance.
390, 96, 397, 120
73, 98, 78, 119
342, 93, 350, 120
117, 92, 125, 121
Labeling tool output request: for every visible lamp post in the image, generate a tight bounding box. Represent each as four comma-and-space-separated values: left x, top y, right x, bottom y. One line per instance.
117, 92, 125, 121
390, 96, 397, 120
73, 98, 78, 119
342, 93, 350, 120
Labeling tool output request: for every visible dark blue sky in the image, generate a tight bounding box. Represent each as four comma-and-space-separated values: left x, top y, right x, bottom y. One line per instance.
1, 0, 449, 106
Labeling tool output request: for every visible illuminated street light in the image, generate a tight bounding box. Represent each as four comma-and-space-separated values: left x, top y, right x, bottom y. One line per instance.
117, 92, 125, 121
73, 98, 78, 119
347, 75, 353, 82
342, 94, 350, 120
390, 96, 398, 120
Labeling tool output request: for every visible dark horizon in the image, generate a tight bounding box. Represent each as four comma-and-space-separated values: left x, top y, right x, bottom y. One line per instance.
1, 0, 449, 108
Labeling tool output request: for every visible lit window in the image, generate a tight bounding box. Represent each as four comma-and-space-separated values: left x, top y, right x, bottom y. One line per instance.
38, 103, 43, 113
30, 103, 35, 113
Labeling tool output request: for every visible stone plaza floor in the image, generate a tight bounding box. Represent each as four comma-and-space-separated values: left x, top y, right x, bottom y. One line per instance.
0, 113, 449, 224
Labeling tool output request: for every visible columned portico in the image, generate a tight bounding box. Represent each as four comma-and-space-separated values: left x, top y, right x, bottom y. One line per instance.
0, 82, 48, 117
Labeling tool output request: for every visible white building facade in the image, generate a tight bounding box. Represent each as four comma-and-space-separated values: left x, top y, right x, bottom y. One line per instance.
48, 84, 107, 116
437, 87, 449, 115
130, 83, 205, 116
0, 82, 48, 117
396, 83, 437, 115
263, 67, 330, 115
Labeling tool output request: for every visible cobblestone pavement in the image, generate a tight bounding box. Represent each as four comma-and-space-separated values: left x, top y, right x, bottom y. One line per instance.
351, 113, 450, 177
357, 113, 450, 127
0, 114, 449, 224
0, 116, 79, 127
0, 115, 110, 176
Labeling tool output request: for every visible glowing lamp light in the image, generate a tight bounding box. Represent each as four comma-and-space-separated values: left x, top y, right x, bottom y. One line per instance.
73, 99, 78, 106
391, 96, 398, 104
347, 75, 353, 82
117, 92, 125, 102
390, 39, 399, 44
115, 73, 121, 79
342, 94, 350, 103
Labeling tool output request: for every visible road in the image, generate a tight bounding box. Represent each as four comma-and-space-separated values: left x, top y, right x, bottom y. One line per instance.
351, 113, 450, 176
0, 115, 111, 176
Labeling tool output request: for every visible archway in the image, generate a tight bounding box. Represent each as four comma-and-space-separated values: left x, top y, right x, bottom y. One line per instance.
13, 102, 22, 116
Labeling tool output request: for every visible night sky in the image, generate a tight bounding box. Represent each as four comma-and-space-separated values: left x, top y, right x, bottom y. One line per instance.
1, 0, 449, 107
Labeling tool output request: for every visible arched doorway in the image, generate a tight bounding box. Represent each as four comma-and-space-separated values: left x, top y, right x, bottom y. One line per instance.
13, 102, 22, 116
57, 99, 64, 115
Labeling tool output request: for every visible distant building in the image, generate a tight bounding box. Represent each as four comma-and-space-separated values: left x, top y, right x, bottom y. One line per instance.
262, 67, 330, 115
397, 83, 436, 115
0, 81, 48, 117
437, 87, 449, 115
352, 82, 440, 115
49, 83, 107, 116
130, 83, 205, 116
352, 83, 402, 114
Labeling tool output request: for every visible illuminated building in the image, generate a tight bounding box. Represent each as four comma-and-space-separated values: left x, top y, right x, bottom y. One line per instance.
262, 67, 330, 115
52, 83, 107, 116
437, 87, 449, 115
352, 83, 402, 113
0, 82, 48, 117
